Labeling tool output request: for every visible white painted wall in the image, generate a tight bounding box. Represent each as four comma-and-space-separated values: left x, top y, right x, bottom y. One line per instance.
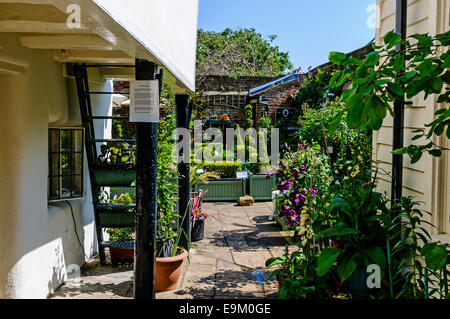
375, 0, 450, 237
0, 33, 112, 298
92, 0, 199, 91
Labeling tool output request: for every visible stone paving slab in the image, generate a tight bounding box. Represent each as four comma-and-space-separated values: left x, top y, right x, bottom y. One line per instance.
50, 201, 295, 299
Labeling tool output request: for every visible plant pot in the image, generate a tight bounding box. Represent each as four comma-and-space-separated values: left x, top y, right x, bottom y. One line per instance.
347, 266, 370, 299
276, 275, 287, 291
156, 249, 189, 292
330, 239, 345, 249
191, 219, 205, 242
109, 247, 134, 263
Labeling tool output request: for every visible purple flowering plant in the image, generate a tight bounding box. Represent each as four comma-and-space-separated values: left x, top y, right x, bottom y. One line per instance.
272, 143, 331, 233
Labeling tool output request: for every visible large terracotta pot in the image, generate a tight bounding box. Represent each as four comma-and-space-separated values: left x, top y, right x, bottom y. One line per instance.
156, 249, 189, 292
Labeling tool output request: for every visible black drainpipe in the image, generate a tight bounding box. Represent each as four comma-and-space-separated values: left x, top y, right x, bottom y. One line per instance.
391, 0, 407, 206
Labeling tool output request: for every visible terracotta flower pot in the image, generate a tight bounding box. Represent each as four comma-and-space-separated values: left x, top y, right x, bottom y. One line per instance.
156, 249, 189, 292
330, 239, 345, 249
276, 275, 287, 290
110, 247, 134, 263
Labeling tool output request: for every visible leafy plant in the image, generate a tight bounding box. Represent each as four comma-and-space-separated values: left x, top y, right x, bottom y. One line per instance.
202, 161, 242, 178
190, 165, 220, 186
266, 245, 303, 280
328, 30, 450, 162
105, 193, 135, 242
244, 104, 254, 129
272, 143, 331, 234
316, 180, 389, 287
196, 28, 292, 80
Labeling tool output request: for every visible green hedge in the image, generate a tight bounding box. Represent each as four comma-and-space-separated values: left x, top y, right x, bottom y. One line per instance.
202, 161, 242, 178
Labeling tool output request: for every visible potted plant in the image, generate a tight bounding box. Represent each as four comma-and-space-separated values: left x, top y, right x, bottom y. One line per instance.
105, 193, 135, 263
155, 201, 189, 292
190, 190, 209, 242
265, 245, 301, 291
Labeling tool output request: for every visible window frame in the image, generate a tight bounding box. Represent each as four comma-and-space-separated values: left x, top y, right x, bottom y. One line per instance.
48, 127, 85, 202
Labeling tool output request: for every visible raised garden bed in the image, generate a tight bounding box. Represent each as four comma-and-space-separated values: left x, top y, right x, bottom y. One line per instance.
249, 175, 276, 201
195, 178, 246, 201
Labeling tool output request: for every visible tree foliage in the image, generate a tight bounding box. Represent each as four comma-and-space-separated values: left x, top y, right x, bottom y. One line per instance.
196, 28, 293, 79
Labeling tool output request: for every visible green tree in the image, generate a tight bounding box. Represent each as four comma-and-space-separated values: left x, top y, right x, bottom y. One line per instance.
196, 28, 293, 79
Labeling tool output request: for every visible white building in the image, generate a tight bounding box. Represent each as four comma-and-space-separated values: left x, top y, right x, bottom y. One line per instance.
0, 0, 198, 298
374, 0, 450, 241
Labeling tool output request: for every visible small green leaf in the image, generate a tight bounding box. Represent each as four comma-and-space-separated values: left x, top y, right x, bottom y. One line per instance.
429, 149, 442, 157
265, 257, 284, 268
434, 123, 445, 136
429, 77, 443, 93
387, 82, 404, 96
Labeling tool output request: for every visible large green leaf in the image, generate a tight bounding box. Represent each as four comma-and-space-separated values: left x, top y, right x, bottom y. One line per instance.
366, 51, 380, 66
384, 31, 402, 49
318, 222, 357, 237
329, 51, 347, 65
337, 256, 358, 281
317, 248, 341, 277
364, 246, 386, 270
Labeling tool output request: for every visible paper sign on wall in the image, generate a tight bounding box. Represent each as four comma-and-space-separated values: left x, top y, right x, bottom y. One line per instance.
129, 80, 159, 123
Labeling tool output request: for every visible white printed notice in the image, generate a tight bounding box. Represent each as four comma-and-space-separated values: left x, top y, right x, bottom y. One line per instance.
129, 80, 159, 123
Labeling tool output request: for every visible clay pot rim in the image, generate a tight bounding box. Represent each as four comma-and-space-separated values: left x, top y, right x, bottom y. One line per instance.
156, 249, 188, 263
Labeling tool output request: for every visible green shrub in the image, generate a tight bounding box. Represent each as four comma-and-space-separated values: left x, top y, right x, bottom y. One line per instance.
202, 161, 242, 178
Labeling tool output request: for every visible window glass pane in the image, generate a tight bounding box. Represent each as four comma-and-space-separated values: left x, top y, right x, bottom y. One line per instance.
60, 130, 71, 152
73, 175, 83, 197
49, 130, 60, 153
61, 153, 71, 175
48, 128, 84, 201
49, 176, 60, 199
50, 153, 60, 176
73, 153, 83, 175
61, 175, 72, 198
73, 130, 83, 152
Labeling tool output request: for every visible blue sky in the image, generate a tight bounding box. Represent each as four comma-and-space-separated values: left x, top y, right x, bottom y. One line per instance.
198, 0, 377, 70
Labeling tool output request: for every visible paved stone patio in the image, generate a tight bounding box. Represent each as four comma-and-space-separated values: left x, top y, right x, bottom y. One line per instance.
51, 201, 296, 299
